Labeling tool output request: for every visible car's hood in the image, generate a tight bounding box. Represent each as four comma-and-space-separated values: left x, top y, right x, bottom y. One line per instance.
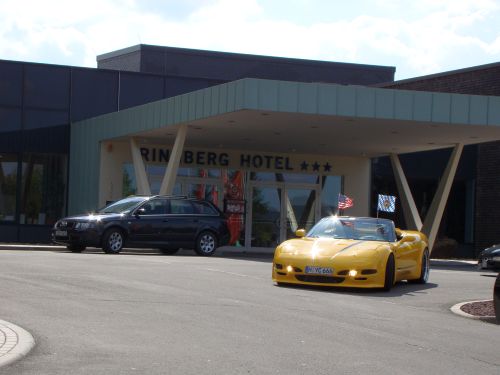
59, 213, 125, 222
479, 244, 500, 257
276, 237, 385, 258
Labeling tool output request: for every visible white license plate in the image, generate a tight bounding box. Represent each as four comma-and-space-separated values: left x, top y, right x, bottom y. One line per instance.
55, 230, 67, 237
305, 266, 333, 275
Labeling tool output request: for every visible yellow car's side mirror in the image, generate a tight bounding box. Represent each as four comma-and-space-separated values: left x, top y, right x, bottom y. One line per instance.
400, 235, 417, 243
295, 229, 306, 238
395, 228, 403, 240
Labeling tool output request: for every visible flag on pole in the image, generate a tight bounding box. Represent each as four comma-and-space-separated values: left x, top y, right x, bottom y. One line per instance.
377, 194, 396, 213
338, 194, 354, 209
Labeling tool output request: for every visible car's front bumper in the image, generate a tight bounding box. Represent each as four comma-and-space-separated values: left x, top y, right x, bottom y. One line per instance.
478, 256, 500, 270
51, 228, 102, 248
272, 255, 386, 289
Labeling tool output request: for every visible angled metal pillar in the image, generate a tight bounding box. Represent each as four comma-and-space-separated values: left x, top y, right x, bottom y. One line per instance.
390, 154, 423, 231
159, 124, 187, 195
422, 144, 463, 253
130, 137, 151, 195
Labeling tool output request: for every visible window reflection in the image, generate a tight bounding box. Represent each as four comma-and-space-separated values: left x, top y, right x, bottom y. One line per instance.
321, 176, 342, 216
20, 153, 67, 225
0, 153, 17, 221
122, 164, 137, 196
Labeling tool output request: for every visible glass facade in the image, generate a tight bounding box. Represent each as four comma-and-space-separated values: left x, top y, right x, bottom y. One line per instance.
0, 58, 221, 242
122, 165, 343, 248
0, 107, 22, 132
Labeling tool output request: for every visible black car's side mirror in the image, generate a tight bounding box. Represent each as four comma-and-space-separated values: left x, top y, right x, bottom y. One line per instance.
135, 207, 146, 216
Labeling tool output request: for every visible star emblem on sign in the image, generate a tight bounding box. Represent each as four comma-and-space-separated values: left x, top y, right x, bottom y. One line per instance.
300, 161, 309, 171
323, 162, 331, 172
312, 162, 320, 171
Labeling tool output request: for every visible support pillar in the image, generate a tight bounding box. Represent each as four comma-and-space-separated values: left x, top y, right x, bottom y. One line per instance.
159, 124, 187, 195
421, 144, 463, 253
130, 138, 151, 195
390, 154, 423, 231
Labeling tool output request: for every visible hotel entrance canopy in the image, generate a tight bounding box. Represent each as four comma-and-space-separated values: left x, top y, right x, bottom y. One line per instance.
73, 78, 500, 156
70, 78, 500, 250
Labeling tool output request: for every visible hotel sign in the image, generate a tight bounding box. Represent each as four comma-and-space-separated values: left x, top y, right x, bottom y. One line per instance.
139, 147, 335, 174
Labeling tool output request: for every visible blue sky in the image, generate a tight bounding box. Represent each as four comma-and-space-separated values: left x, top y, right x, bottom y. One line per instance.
0, 0, 499, 80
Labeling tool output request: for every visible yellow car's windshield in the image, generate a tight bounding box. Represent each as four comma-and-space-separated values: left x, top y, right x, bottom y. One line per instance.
307, 216, 396, 242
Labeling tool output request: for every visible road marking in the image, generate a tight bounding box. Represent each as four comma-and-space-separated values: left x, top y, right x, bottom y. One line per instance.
431, 269, 476, 275
202, 267, 267, 280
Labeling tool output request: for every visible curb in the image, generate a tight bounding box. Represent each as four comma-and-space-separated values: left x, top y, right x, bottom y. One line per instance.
0, 320, 35, 368
450, 300, 496, 321
0, 244, 66, 251
0, 244, 277, 256
0, 244, 481, 263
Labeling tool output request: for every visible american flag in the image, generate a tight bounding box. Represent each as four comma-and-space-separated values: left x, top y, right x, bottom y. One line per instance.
338, 194, 354, 209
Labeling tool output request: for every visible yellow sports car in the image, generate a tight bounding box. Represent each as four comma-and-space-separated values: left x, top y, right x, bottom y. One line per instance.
272, 216, 429, 291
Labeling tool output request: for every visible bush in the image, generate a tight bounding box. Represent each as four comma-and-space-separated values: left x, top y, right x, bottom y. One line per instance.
431, 237, 458, 259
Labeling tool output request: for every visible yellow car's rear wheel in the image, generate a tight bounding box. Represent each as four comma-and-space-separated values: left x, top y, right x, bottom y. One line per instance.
409, 249, 430, 284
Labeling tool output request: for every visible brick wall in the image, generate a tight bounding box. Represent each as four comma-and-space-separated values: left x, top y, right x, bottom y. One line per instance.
385, 63, 500, 254
384, 64, 500, 96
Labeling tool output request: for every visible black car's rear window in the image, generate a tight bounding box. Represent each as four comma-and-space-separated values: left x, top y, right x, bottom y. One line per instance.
193, 201, 218, 215
170, 199, 195, 214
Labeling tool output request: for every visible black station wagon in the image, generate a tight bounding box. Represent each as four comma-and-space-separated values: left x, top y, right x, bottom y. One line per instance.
52, 195, 230, 256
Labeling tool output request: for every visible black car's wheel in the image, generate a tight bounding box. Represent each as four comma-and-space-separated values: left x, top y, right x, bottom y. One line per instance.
195, 231, 218, 256
102, 228, 124, 254
67, 244, 86, 253
409, 249, 430, 284
159, 248, 179, 255
382, 253, 395, 291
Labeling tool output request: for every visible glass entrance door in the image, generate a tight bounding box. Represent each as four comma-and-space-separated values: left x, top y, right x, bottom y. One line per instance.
249, 184, 319, 247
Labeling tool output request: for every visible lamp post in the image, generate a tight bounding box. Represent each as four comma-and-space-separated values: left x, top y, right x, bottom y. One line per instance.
494, 272, 500, 324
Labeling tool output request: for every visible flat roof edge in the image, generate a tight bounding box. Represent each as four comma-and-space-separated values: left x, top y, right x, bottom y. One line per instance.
96, 45, 142, 61
96, 44, 395, 73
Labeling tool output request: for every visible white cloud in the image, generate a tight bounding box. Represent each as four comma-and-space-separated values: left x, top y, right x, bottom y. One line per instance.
0, 0, 499, 79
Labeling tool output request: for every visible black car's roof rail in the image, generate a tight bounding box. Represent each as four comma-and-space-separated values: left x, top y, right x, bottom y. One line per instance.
150, 194, 189, 199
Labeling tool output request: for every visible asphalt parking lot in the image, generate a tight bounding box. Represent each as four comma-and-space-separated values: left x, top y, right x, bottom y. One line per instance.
0, 248, 498, 375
